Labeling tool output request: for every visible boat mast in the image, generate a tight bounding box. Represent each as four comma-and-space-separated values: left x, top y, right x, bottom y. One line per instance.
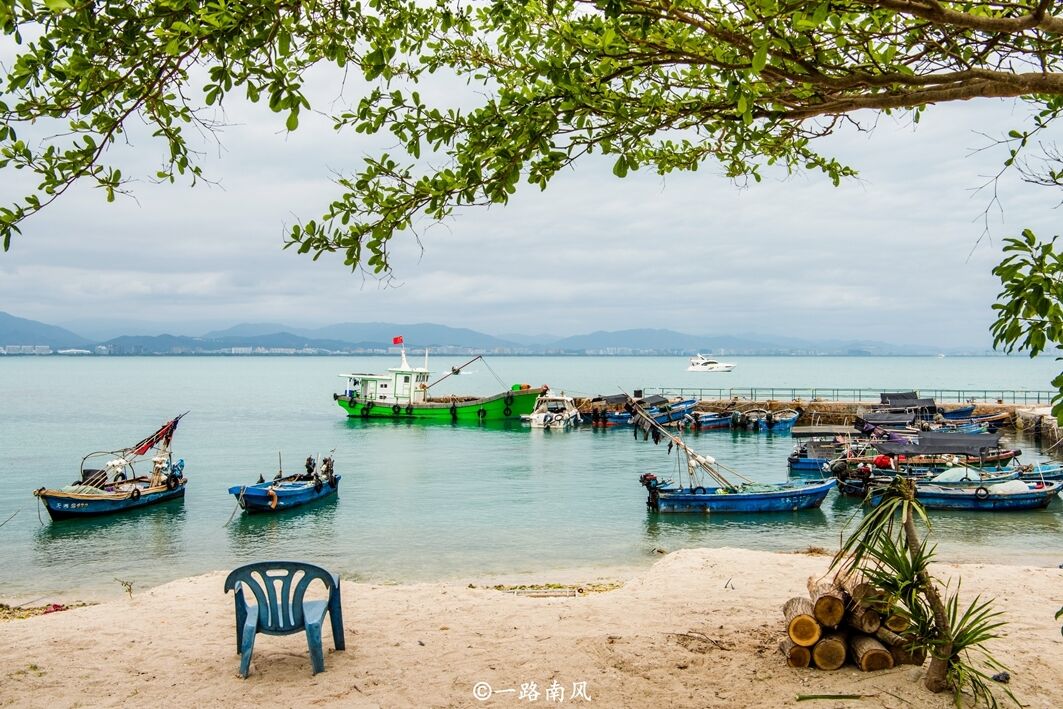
426, 355, 484, 390
627, 395, 737, 490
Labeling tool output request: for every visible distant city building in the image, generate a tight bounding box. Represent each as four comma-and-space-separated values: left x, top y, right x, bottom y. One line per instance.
57, 349, 92, 355
230, 347, 253, 355
1, 345, 53, 354
95, 345, 110, 355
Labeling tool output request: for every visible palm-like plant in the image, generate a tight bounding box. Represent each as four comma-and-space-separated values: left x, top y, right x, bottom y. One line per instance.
831, 478, 1016, 707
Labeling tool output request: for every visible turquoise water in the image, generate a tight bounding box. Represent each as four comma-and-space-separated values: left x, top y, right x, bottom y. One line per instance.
1, 355, 1061, 601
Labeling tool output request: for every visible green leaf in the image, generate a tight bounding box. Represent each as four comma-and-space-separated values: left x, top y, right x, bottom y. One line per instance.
752, 45, 768, 73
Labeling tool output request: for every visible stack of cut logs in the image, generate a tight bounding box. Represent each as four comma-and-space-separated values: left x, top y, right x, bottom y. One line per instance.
780, 571, 927, 671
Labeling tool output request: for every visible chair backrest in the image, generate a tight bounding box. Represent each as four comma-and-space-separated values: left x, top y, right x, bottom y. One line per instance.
224, 561, 337, 634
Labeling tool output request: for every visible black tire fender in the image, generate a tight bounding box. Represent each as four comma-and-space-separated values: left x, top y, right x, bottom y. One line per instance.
129, 488, 142, 501
692, 486, 707, 495
392, 404, 402, 415
503, 406, 512, 416
975, 486, 990, 500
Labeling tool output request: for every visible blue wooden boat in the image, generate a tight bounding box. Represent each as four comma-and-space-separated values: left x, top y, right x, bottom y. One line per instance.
684, 411, 733, 431
730, 408, 800, 433
629, 396, 833, 513
33, 415, 188, 521
1017, 463, 1063, 482
640, 474, 835, 513
588, 396, 697, 426
228, 455, 340, 513
871, 480, 1061, 511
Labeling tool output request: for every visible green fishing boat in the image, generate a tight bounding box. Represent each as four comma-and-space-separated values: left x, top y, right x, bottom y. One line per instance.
334, 348, 545, 421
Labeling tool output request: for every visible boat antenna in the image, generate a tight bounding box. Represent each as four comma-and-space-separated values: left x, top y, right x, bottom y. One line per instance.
278, 452, 283, 477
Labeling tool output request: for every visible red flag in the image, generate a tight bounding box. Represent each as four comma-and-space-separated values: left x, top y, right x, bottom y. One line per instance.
392, 336, 404, 345
130, 415, 183, 456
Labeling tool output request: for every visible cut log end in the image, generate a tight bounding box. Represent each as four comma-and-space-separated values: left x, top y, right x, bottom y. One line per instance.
846, 606, 882, 634
811, 632, 847, 671
851, 635, 895, 672
779, 638, 811, 668
783, 596, 823, 647
884, 613, 910, 633
807, 579, 846, 628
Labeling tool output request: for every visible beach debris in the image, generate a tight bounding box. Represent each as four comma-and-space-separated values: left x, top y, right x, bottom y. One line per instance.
991, 671, 1011, 684
114, 578, 134, 599
484, 582, 621, 597
1, 602, 91, 622
795, 695, 867, 702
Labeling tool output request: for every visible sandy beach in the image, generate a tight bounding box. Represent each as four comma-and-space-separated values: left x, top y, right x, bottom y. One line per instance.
1, 548, 1060, 708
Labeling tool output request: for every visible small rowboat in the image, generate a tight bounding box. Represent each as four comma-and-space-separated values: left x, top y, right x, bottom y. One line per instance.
228, 455, 340, 513
630, 395, 834, 514
33, 415, 188, 521
640, 475, 835, 513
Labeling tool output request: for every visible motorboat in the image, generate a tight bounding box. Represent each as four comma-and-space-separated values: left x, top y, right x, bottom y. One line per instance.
686, 354, 735, 372
523, 393, 582, 429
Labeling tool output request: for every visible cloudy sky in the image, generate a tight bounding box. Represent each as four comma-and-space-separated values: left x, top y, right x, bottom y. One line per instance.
0, 59, 1059, 346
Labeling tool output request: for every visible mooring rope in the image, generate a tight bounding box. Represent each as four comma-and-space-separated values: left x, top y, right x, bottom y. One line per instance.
223, 487, 245, 527
0, 509, 19, 529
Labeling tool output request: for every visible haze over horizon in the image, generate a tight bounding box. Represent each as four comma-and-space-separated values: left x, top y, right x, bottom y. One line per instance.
1, 60, 1058, 350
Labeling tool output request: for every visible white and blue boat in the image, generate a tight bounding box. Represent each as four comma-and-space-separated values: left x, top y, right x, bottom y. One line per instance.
228, 455, 340, 513
33, 414, 188, 521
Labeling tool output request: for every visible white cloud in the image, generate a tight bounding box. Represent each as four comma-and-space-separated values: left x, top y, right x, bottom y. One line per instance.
0, 72, 1059, 348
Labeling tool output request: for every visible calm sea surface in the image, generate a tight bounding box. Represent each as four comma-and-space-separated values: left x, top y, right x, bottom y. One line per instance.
1, 355, 1061, 601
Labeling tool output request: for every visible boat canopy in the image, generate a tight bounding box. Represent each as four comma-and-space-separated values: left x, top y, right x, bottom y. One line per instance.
880, 391, 919, 404
638, 394, 669, 407
590, 394, 630, 405
791, 425, 858, 438
859, 412, 917, 427
878, 397, 936, 410
872, 431, 1004, 457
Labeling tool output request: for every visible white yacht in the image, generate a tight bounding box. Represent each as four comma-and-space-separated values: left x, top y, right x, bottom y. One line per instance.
522, 393, 582, 429
687, 354, 736, 372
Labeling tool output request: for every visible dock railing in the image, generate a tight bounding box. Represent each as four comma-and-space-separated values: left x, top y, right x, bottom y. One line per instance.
642, 387, 1056, 405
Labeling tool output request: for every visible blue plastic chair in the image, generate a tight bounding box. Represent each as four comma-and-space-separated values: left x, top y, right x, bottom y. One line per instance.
223, 561, 345, 677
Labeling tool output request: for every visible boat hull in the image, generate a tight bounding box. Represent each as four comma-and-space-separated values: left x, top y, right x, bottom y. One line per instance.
646, 479, 835, 513
870, 481, 1061, 511
37, 482, 187, 520
228, 476, 341, 513
337, 388, 543, 421
787, 457, 830, 474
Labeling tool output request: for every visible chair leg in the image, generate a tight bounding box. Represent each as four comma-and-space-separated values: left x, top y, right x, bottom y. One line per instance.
305, 620, 325, 675
239, 623, 258, 679
328, 595, 346, 651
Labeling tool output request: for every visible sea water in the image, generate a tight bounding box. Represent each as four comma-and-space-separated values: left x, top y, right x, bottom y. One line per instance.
1, 355, 1060, 601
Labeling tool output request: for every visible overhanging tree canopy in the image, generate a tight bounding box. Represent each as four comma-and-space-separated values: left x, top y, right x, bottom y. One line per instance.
2, 0, 1061, 271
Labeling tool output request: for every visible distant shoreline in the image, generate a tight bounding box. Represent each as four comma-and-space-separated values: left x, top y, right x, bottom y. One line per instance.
0, 352, 1025, 357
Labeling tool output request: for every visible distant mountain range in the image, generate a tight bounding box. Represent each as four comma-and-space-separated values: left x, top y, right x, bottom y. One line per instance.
0, 311, 995, 356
